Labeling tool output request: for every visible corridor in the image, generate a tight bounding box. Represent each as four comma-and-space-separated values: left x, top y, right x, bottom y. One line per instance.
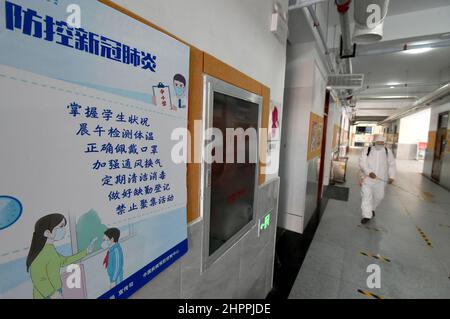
289, 149, 450, 299
2, 0, 450, 304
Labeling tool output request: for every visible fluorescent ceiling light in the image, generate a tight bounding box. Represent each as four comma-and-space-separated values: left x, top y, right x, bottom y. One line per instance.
403, 47, 433, 55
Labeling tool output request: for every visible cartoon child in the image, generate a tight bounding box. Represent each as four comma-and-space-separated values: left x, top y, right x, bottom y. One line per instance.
173, 73, 187, 110
26, 213, 95, 299
102, 228, 124, 288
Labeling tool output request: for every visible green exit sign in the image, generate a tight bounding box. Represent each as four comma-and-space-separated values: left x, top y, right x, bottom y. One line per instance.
260, 214, 271, 231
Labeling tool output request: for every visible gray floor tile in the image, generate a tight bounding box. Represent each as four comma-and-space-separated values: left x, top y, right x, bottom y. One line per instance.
301, 239, 346, 278
289, 266, 341, 299
290, 151, 450, 299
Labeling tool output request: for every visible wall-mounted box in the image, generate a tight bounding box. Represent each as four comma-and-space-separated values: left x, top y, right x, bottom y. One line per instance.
270, 12, 288, 44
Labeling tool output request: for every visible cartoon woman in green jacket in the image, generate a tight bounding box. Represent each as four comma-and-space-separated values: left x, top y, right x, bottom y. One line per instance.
26, 213, 94, 299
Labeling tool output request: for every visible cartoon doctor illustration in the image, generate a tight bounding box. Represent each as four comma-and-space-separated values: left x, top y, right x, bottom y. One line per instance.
172, 73, 187, 110
26, 213, 96, 299
102, 228, 124, 288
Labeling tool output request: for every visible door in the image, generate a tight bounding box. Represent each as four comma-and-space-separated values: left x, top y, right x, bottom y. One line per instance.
432, 112, 449, 182
202, 76, 262, 267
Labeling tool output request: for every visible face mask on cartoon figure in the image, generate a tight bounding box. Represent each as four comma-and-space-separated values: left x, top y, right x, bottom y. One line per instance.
175, 86, 184, 97
53, 227, 66, 241
101, 240, 110, 249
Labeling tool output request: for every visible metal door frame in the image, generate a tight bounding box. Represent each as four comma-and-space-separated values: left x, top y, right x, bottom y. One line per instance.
200, 75, 263, 270
432, 111, 449, 181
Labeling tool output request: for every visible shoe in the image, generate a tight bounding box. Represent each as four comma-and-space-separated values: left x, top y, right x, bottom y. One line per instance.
361, 218, 371, 224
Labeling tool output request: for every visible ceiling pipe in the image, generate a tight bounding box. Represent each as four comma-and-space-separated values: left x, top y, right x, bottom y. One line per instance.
353, 0, 390, 44
356, 38, 450, 57
380, 82, 450, 124
335, 0, 354, 60
335, 0, 354, 103
357, 96, 418, 101
364, 82, 445, 90
306, 6, 329, 56
288, 0, 327, 11
343, 59, 352, 75
301, 6, 336, 73
355, 107, 399, 110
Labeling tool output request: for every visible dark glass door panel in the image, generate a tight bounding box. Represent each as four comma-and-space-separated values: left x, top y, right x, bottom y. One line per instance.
208, 92, 259, 256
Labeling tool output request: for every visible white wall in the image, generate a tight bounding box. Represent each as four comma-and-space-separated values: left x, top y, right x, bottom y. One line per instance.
323, 98, 343, 186
284, 42, 318, 88
399, 109, 431, 144
105, 0, 289, 299
396, 109, 430, 160
279, 41, 328, 233
112, 0, 289, 103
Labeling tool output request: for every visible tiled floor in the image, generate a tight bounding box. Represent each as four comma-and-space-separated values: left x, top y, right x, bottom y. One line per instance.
289, 150, 450, 299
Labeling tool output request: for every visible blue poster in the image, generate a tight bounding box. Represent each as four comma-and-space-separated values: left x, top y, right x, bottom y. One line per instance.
0, 0, 189, 299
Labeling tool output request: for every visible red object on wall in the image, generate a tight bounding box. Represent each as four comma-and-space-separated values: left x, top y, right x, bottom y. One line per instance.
227, 188, 248, 204
336, 0, 351, 14
418, 142, 428, 151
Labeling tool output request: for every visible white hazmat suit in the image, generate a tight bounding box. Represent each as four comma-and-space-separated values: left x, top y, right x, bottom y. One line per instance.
359, 141, 396, 219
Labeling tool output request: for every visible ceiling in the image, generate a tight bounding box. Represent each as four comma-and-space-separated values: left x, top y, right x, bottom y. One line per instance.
288, 0, 450, 42
353, 45, 450, 96
287, 0, 450, 119
387, 0, 450, 16
287, 6, 315, 44
322, 0, 450, 28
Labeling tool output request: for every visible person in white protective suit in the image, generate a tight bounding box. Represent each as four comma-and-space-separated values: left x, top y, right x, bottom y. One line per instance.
358, 134, 396, 224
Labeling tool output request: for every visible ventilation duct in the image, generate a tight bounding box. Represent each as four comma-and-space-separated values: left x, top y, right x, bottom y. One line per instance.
353, 0, 390, 44
327, 74, 364, 90
335, 0, 354, 60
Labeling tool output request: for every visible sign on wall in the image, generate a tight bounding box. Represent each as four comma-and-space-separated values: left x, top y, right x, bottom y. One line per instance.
266, 101, 283, 175
427, 131, 436, 151
307, 112, 324, 161
332, 125, 340, 150
0, 0, 189, 299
